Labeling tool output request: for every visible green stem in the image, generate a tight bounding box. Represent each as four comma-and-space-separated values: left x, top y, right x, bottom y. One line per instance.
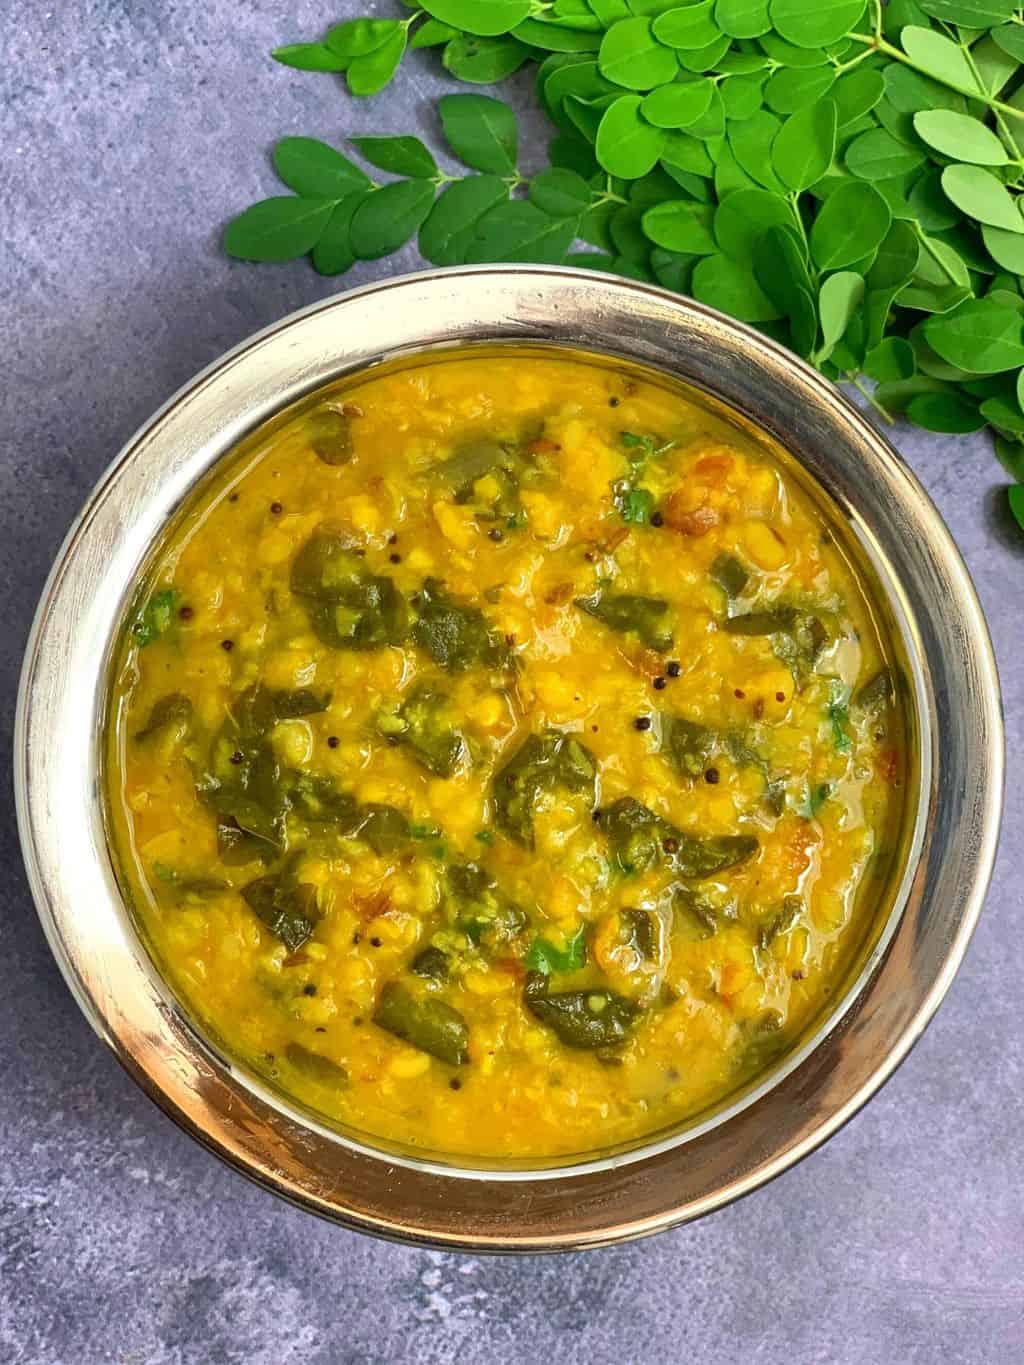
846, 31, 1024, 120
960, 38, 1023, 161
850, 375, 894, 424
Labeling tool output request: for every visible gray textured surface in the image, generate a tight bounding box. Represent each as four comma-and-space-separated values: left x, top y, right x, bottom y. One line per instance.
2, 4, 1021, 1363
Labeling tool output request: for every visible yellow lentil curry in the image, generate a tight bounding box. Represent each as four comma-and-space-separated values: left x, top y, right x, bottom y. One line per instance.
107, 353, 905, 1161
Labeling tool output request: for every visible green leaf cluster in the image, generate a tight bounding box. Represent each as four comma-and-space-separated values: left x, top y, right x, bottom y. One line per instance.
227, 0, 1024, 530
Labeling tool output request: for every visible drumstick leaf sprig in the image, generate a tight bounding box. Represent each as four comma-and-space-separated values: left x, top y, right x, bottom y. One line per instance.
224, 0, 1024, 531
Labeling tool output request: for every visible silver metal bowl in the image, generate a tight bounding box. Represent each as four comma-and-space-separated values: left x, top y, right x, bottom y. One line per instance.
15, 267, 1003, 1250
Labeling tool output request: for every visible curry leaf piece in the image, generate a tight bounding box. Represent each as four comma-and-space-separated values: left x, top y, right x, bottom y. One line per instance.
600, 17, 680, 88
468, 199, 580, 262
346, 27, 407, 96
596, 96, 665, 178
941, 164, 1024, 233
913, 111, 1008, 167
350, 135, 438, 178
900, 25, 982, 94
691, 253, 784, 321
312, 193, 367, 276
715, 0, 771, 38
769, 0, 866, 47
224, 198, 335, 263
641, 80, 715, 129
713, 189, 797, 260
439, 93, 518, 175
651, 4, 722, 50
419, 176, 509, 266
272, 43, 348, 72
349, 180, 436, 259
643, 199, 718, 253
924, 298, 1024, 375
420, 0, 531, 37
443, 33, 533, 81
818, 271, 865, 358
273, 138, 372, 198
810, 182, 891, 270
772, 99, 837, 192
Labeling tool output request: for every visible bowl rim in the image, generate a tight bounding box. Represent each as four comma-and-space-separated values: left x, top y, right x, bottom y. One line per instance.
15, 265, 1003, 1250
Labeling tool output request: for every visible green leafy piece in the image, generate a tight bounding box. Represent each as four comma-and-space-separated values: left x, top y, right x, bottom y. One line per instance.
327, 18, 399, 58
758, 895, 803, 950
523, 971, 641, 1049
512, 18, 602, 51
350, 135, 437, 178
311, 194, 367, 276
373, 981, 469, 1066
900, 25, 982, 95
224, 198, 335, 263
1007, 484, 1024, 532
420, 0, 531, 37
898, 234, 971, 313
992, 23, 1024, 61
673, 884, 720, 939
983, 224, 1024, 273
410, 946, 451, 982
596, 796, 759, 877
913, 111, 1008, 167
443, 862, 527, 952
846, 128, 926, 181
769, 0, 866, 47
134, 693, 192, 743
412, 18, 458, 49
290, 529, 409, 650
764, 65, 836, 115
346, 26, 407, 97
596, 95, 664, 178
714, 190, 797, 260
599, 17, 680, 88
377, 683, 466, 778
832, 68, 885, 126
443, 32, 532, 81
772, 100, 837, 192
493, 731, 598, 847
283, 1043, 349, 1089
677, 33, 731, 71
661, 713, 715, 778
759, 34, 831, 66
469, 199, 580, 262
545, 60, 616, 129
811, 182, 891, 270
530, 167, 592, 216
918, 0, 1016, 22
651, 4, 722, 50
827, 677, 853, 753
525, 925, 588, 974
883, 62, 966, 115
575, 588, 673, 650
439, 93, 518, 174
710, 552, 750, 598
818, 271, 865, 359
243, 873, 319, 953
413, 577, 509, 672
720, 73, 768, 121
641, 80, 715, 129
715, 0, 771, 38
272, 43, 348, 73
924, 298, 1024, 374
419, 176, 508, 266
130, 588, 178, 648
349, 180, 436, 259
692, 254, 784, 322
941, 164, 1024, 234
728, 110, 786, 191
906, 391, 986, 431
864, 337, 916, 382
643, 199, 717, 253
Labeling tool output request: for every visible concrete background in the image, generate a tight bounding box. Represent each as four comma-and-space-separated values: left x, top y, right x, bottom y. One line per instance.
2, 3, 1021, 1362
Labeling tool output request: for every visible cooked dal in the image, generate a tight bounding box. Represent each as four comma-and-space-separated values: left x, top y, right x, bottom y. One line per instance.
107, 354, 905, 1159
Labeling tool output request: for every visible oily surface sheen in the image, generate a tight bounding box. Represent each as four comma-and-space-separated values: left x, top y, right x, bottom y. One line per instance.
108, 354, 904, 1160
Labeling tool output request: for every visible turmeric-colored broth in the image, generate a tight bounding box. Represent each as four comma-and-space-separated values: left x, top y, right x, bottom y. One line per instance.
107, 353, 905, 1159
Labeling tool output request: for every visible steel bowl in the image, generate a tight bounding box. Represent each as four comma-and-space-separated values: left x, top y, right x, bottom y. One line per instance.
15, 267, 1003, 1250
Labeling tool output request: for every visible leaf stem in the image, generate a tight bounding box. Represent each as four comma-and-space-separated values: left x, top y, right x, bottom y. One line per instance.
846, 30, 1024, 120
850, 375, 894, 424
